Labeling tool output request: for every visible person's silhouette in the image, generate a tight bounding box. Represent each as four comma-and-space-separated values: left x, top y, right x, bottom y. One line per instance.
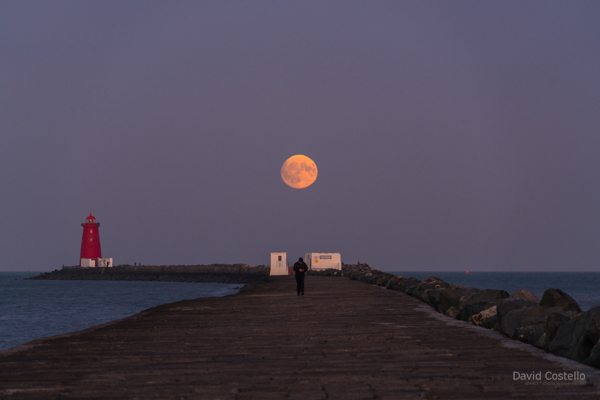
293, 257, 308, 296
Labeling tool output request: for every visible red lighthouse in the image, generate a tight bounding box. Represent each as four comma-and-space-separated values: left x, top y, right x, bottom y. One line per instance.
80, 213, 102, 267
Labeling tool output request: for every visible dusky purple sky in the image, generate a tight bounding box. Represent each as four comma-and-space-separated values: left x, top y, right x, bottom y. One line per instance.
1, 1, 599, 272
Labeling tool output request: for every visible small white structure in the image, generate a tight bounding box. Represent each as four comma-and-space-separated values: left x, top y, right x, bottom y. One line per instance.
270, 252, 288, 276
97, 258, 113, 268
80, 258, 95, 268
80, 258, 114, 268
305, 253, 342, 270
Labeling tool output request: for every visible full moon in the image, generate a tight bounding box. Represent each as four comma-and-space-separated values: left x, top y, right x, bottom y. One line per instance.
281, 155, 318, 189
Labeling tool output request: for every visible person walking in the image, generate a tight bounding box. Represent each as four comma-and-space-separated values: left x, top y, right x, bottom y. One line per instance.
293, 257, 308, 296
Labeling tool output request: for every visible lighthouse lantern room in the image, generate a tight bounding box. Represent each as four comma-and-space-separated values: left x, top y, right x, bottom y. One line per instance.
80, 213, 113, 268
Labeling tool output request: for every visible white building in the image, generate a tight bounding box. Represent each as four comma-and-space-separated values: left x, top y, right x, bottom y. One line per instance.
81, 258, 114, 268
270, 252, 288, 275
97, 258, 113, 268
304, 253, 342, 270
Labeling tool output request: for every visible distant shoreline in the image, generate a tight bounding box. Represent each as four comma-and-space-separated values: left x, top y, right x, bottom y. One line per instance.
29, 264, 270, 284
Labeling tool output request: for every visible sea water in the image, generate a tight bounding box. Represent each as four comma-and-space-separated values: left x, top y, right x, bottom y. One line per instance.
388, 271, 600, 311
0, 272, 243, 351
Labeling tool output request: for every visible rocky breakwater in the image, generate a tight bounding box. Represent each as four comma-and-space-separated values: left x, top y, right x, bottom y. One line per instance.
310, 264, 600, 369
30, 264, 269, 284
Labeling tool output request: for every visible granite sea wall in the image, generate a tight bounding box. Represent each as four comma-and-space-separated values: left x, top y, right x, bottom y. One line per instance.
30, 264, 270, 284
309, 264, 600, 369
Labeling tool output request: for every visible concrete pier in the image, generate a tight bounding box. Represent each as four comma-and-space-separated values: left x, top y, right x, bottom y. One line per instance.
1, 276, 599, 399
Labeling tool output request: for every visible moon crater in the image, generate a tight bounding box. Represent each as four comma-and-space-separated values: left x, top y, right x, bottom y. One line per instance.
281, 155, 318, 189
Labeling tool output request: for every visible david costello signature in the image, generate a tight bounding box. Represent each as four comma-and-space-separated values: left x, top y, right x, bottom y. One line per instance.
513, 371, 586, 386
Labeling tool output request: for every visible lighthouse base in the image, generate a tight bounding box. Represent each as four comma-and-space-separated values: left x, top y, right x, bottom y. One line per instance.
80, 258, 114, 268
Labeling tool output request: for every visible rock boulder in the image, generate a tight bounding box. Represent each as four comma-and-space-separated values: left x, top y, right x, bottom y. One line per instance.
549, 306, 600, 365
500, 305, 556, 339
438, 287, 470, 313
544, 312, 570, 342
412, 277, 450, 300
472, 306, 498, 329
515, 324, 545, 346
446, 306, 460, 319
398, 277, 421, 295
588, 341, 600, 369
540, 288, 581, 313
508, 289, 540, 302
456, 289, 509, 322
496, 290, 540, 332
385, 276, 400, 291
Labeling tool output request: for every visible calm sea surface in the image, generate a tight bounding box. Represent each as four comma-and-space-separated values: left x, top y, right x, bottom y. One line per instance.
389, 271, 600, 311
0, 272, 243, 351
